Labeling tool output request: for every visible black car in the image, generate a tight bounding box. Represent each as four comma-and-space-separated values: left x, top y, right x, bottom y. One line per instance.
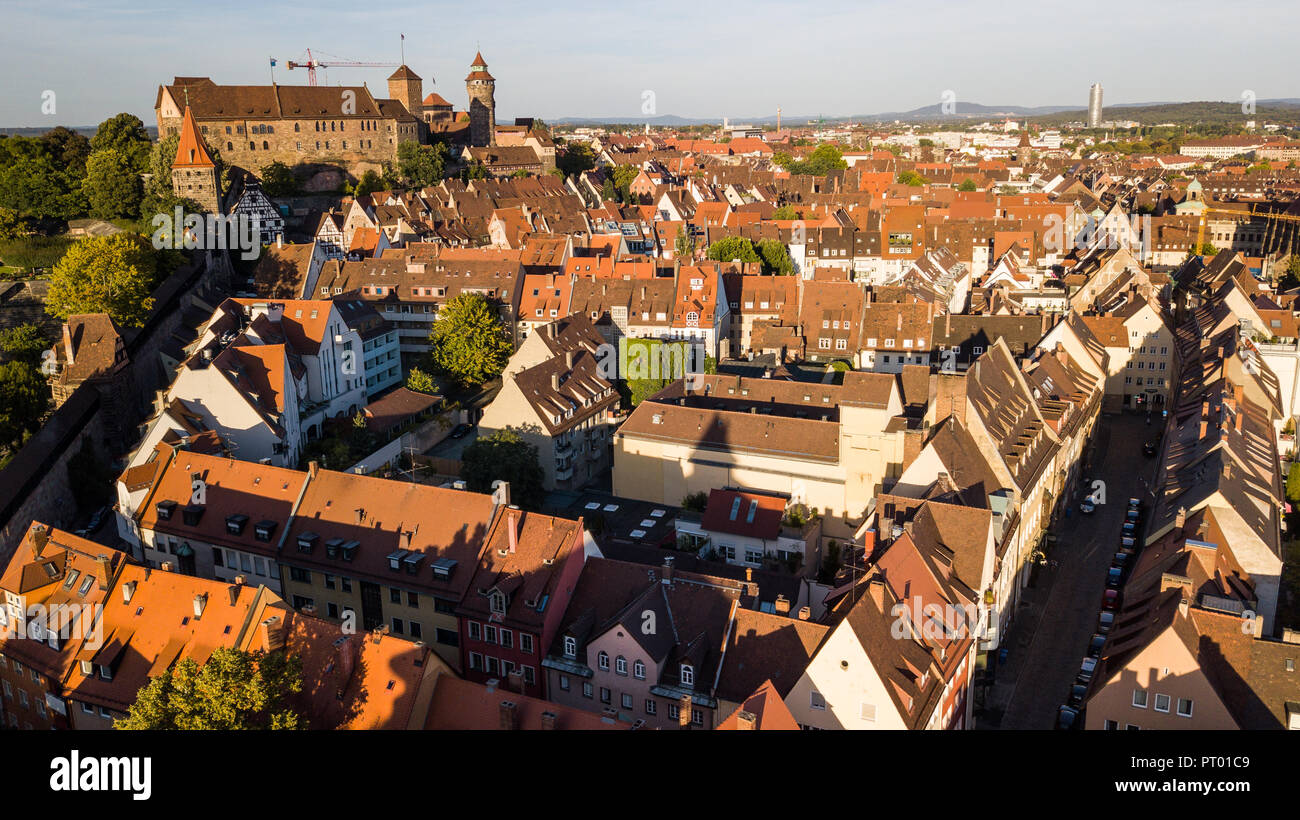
1068, 683, 1088, 708
1057, 705, 1079, 730
1088, 633, 1106, 658
448, 423, 472, 439
1106, 567, 1123, 588
1143, 440, 1158, 457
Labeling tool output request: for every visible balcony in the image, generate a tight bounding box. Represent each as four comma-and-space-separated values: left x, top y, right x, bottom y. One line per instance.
555, 464, 574, 482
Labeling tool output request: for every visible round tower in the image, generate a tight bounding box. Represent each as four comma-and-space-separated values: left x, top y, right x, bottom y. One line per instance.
465, 52, 496, 147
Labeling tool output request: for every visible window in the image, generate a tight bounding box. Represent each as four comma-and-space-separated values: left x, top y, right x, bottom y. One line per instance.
621, 693, 633, 709
324, 574, 335, 590
289, 567, 310, 583
582, 682, 593, 699
469, 652, 483, 671
645, 699, 657, 715
598, 651, 610, 671
599, 687, 611, 704
484, 625, 498, 645
407, 591, 418, 608
391, 618, 404, 635
563, 636, 576, 658
1132, 689, 1148, 709
409, 622, 422, 640
559, 675, 570, 691
1176, 698, 1193, 717
633, 660, 646, 680
810, 690, 826, 711
500, 629, 513, 649
468, 621, 481, 641
836, 338, 847, 351
1154, 694, 1170, 713
520, 634, 534, 655
680, 664, 694, 686
668, 703, 680, 720
390, 587, 402, 604
616, 656, 628, 676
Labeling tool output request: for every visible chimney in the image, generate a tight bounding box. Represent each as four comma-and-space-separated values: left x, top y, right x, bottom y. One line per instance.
261, 615, 286, 651
30, 524, 49, 558
121, 581, 136, 604
355, 507, 366, 525
499, 700, 519, 730
678, 695, 692, 729
551, 372, 560, 391
868, 577, 886, 609
308, 460, 319, 479
192, 593, 207, 618
797, 606, 812, 620
96, 555, 113, 590
301, 604, 316, 616
485, 678, 500, 693
507, 506, 520, 553
1222, 461, 1232, 480
565, 349, 575, 369
662, 556, 674, 586
1175, 506, 1187, 533
734, 710, 757, 730
540, 710, 558, 730
161, 562, 173, 572
1199, 420, 1207, 439
774, 595, 791, 615
745, 567, 753, 582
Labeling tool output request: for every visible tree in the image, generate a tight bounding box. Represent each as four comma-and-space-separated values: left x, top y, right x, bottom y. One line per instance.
89, 113, 151, 174
772, 204, 798, 220
462, 160, 489, 182
116, 648, 304, 730
1280, 255, 1300, 291
706, 235, 759, 264
0, 207, 22, 241
674, 227, 696, 260
84, 148, 143, 219
427, 292, 512, 389
46, 233, 159, 327
406, 366, 438, 394
459, 428, 545, 509
1288, 461, 1300, 504
556, 143, 596, 178
41, 127, 92, 178
756, 238, 794, 275
0, 359, 49, 451
259, 161, 296, 197
957, 178, 978, 192
0, 155, 86, 221
610, 165, 639, 204
396, 141, 446, 188
898, 170, 927, 187
0, 324, 51, 364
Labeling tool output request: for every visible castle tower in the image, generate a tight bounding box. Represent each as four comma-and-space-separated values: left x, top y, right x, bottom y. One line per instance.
172, 106, 221, 214
387, 65, 424, 125
466, 52, 496, 147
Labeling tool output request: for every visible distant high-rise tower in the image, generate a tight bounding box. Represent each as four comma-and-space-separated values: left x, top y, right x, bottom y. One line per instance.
172, 106, 221, 214
466, 52, 496, 147
1088, 83, 1103, 129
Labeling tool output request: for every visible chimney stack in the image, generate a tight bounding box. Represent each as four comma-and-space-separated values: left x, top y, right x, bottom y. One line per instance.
121, 581, 136, 605
261, 615, 286, 651
31, 524, 49, 558
1175, 506, 1187, 533
551, 372, 560, 391
678, 695, 692, 729
540, 710, 558, 730
566, 349, 575, 369
499, 700, 519, 730
192, 593, 207, 619
868, 576, 886, 609
662, 556, 674, 586
507, 506, 521, 553
96, 555, 113, 590
735, 710, 757, 730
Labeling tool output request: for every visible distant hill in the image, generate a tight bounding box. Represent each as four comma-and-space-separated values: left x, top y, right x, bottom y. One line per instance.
0, 125, 159, 139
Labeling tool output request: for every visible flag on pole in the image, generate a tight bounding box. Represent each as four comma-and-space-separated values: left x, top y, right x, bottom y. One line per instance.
269, 57, 277, 67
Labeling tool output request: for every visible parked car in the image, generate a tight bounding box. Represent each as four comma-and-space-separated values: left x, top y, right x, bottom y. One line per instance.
1112, 553, 1130, 571
1098, 611, 1115, 634
1127, 497, 1141, 510
1068, 683, 1089, 708
1077, 657, 1097, 684
448, 423, 472, 439
1079, 500, 1096, 514
1102, 588, 1120, 610
1143, 440, 1158, 457
1057, 705, 1079, 730
74, 506, 110, 538
1125, 509, 1140, 523
1121, 522, 1137, 536
1088, 633, 1107, 658
1121, 536, 1137, 551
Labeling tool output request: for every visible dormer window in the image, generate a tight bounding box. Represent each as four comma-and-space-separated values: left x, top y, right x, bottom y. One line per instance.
156, 500, 177, 521
181, 504, 204, 526
563, 636, 576, 658
226, 514, 249, 535
680, 663, 694, 687
253, 521, 276, 542
297, 533, 318, 553
490, 590, 507, 615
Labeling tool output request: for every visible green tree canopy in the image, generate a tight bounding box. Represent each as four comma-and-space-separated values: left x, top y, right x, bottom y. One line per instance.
428, 292, 512, 389
405, 366, 438, 394
116, 648, 304, 730
957, 178, 978, 192
41, 127, 92, 178
772, 204, 798, 220
556, 142, 596, 178
706, 235, 760, 265
755, 238, 794, 275
459, 427, 545, 509
0, 358, 49, 452
0, 155, 86, 221
352, 169, 384, 198
0, 207, 23, 241
259, 161, 296, 197
397, 141, 447, 188
778, 144, 849, 176
84, 148, 143, 219
898, 169, 927, 187
90, 113, 151, 174
46, 233, 159, 327
0, 324, 52, 365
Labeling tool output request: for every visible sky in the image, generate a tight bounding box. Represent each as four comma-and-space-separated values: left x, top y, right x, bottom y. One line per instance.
0, 0, 1296, 127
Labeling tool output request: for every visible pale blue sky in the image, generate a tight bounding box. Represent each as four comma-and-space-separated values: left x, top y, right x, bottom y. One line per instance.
0, 0, 1294, 127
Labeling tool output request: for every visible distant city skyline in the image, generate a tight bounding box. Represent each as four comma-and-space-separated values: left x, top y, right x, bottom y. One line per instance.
0, 0, 1296, 127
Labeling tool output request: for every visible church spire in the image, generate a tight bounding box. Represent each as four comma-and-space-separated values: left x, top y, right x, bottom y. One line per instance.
173, 106, 215, 169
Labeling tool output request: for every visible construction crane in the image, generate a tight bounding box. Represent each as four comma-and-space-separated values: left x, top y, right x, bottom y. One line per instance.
1195, 202, 1300, 257
285, 49, 398, 86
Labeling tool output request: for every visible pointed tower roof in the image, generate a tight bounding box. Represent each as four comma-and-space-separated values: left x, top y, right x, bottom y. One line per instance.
388, 65, 421, 81
466, 52, 494, 82
471, 51, 487, 68
173, 106, 215, 169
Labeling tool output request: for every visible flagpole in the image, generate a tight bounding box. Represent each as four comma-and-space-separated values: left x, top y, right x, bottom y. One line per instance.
269, 57, 277, 84
400, 33, 405, 65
